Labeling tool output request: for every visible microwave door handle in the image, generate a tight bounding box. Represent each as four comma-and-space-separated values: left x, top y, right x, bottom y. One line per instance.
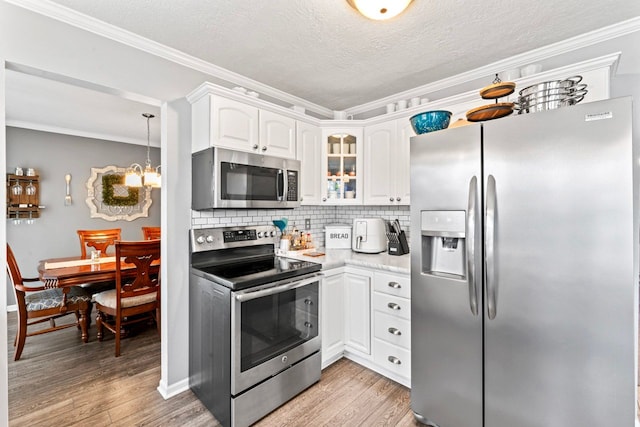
283, 169, 289, 202
277, 169, 285, 201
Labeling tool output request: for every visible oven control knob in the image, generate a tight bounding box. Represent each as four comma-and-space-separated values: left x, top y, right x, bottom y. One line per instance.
206, 235, 214, 243
257, 231, 263, 238
281, 355, 288, 364
196, 236, 205, 244
270, 231, 276, 237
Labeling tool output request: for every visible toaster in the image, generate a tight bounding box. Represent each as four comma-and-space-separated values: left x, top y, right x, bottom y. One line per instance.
352, 218, 387, 253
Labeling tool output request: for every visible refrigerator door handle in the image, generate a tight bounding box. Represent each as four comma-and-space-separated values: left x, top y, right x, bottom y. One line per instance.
466, 175, 479, 316
486, 174, 497, 319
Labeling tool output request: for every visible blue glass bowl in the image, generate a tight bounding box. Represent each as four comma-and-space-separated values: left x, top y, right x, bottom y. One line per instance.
409, 110, 452, 134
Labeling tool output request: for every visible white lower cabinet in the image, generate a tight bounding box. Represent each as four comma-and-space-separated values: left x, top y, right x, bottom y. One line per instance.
321, 268, 345, 367
373, 338, 411, 380
372, 269, 411, 386
343, 270, 372, 355
320, 265, 411, 387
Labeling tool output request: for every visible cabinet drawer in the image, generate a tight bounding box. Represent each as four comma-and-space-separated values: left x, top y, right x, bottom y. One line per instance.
374, 271, 410, 299
373, 338, 411, 380
373, 311, 411, 349
373, 292, 411, 320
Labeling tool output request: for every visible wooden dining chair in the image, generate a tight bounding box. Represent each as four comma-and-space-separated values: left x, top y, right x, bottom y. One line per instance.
94, 240, 161, 357
6, 244, 92, 361
76, 228, 122, 296
77, 228, 122, 258
141, 226, 161, 240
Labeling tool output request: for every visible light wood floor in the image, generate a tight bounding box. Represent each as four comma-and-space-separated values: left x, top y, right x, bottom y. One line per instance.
7, 312, 419, 426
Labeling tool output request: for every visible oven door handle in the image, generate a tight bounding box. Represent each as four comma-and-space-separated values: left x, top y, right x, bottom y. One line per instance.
234, 274, 320, 302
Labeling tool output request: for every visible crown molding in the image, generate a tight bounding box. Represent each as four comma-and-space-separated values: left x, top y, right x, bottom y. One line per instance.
6, 0, 639, 119
6, 0, 334, 118
186, 82, 322, 125
347, 16, 640, 116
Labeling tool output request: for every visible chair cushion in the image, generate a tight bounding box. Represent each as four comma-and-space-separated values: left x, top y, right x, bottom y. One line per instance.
94, 288, 157, 309
25, 287, 92, 311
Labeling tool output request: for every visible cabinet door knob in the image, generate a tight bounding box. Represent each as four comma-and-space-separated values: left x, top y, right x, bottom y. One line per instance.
389, 197, 394, 202
396, 197, 401, 202
388, 356, 402, 365
322, 197, 327, 202
388, 282, 401, 289
388, 327, 402, 336
261, 146, 267, 151
252, 144, 259, 150
387, 302, 401, 310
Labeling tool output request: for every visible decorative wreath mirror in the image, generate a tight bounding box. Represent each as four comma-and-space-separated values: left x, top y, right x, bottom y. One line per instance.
85, 165, 152, 221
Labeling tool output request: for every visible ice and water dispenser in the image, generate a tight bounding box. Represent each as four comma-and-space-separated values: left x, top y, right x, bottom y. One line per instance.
421, 211, 467, 278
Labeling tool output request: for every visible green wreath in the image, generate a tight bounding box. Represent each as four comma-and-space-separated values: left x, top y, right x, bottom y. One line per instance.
102, 174, 139, 206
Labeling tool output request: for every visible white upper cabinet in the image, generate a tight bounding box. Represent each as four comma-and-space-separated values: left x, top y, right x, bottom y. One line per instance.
190, 94, 295, 159
296, 121, 323, 205
321, 127, 363, 205
259, 110, 296, 159
363, 118, 413, 205
395, 117, 413, 204
191, 94, 258, 153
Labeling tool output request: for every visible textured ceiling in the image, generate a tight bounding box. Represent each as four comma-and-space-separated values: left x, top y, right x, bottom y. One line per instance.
32, 0, 640, 110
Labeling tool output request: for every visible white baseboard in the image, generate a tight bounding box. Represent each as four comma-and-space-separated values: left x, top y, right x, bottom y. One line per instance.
157, 377, 190, 400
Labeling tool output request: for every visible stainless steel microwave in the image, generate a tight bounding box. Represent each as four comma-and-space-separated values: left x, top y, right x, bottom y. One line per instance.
192, 147, 301, 209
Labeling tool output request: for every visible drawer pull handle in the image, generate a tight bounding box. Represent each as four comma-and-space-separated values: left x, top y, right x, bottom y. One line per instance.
304, 321, 313, 328
388, 327, 402, 336
304, 299, 313, 305
387, 302, 401, 310
388, 282, 401, 289
388, 356, 402, 365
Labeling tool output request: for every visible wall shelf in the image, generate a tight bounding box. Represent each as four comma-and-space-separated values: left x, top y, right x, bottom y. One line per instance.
6, 174, 41, 219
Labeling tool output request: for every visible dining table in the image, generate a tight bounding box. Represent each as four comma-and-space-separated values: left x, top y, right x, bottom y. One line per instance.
38, 255, 161, 343
37, 255, 160, 289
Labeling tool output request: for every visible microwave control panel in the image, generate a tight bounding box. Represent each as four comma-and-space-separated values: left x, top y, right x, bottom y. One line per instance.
287, 171, 298, 201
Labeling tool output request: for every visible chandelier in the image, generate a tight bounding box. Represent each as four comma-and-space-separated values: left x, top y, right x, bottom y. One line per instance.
125, 113, 161, 188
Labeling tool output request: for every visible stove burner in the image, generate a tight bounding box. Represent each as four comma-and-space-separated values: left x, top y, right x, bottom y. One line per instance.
190, 226, 321, 290
194, 256, 320, 290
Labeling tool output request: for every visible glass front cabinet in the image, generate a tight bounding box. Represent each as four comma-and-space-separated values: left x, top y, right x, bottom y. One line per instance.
321, 128, 363, 204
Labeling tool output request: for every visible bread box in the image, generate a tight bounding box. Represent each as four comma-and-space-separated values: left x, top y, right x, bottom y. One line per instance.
324, 224, 352, 249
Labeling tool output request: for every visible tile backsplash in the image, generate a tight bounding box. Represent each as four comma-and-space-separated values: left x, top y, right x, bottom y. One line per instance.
191, 205, 410, 248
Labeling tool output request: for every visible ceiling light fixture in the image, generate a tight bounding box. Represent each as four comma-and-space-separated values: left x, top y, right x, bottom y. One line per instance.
125, 113, 161, 188
347, 0, 413, 20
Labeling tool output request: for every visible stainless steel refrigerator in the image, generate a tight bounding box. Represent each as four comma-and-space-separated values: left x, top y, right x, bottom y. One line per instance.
410, 97, 638, 427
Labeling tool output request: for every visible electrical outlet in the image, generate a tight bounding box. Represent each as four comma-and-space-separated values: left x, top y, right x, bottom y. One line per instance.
305, 218, 311, 230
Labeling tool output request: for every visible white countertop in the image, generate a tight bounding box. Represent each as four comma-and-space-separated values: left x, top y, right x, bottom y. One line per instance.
281, 247, 410, 275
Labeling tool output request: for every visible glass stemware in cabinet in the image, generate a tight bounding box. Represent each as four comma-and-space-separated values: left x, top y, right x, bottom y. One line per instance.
26, 181, 36, 206
11, 181, 22, 197
26, 181, 36, 195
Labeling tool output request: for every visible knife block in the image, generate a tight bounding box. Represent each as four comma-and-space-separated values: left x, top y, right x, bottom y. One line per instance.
388, 231, 409, 256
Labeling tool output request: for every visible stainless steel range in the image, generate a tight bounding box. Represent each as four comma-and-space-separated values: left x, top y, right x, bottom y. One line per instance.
189, 225, 322, 427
